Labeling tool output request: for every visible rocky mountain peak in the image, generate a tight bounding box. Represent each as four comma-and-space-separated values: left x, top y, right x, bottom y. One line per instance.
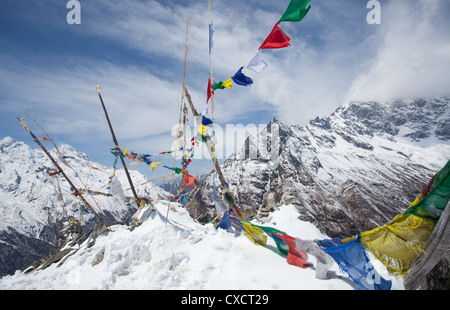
188, 97, 450, 238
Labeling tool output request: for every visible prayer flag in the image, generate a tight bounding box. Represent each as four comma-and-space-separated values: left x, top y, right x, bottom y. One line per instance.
150, 161, 163, 172
217, 212, 233, 231
276, 233, 312, 268
259, 22, 291, 49
172, 167, 182, 174
183, 171, 199, 189
254, 225, 290, 255
319, 238, 392, 290
198, 124, 207, 136
279, 0, 311, 23
241, 221, 267, 246
212, 81, 225, 91
209, 21, 214, 55
110, 176, 126, 200
232, 66, 253, 86
206, 78, 212, 103
222, 78, 233, 89
245, 51, 268, 73
202, 115, 213, 126
42, 137, 52, 141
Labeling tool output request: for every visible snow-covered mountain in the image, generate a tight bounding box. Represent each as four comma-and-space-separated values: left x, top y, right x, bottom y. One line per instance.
189, 98, 450, 238
0, 137, 169, 277
0, 98, 448, 290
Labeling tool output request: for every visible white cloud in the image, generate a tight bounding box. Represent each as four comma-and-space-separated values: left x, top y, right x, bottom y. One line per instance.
4, 0, 450, 175
0, 54, 181, 143
346, 0, 450, 103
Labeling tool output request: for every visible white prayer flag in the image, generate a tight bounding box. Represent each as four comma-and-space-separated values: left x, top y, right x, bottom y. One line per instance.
245, 51, 268, 73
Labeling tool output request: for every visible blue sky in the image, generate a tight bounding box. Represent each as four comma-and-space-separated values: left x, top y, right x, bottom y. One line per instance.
1, 0, 450, 181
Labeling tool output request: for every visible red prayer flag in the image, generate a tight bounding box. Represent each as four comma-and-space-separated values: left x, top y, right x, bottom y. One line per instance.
259, 22, 291, 50
42, 137, 52, 141
183, 171, 199, 189
231, 204, 243, 218
276, 233, 312, 268
206, 78, 212, 103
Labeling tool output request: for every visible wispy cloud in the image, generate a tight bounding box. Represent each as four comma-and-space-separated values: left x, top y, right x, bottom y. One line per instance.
2, 0, 449, 175
346, 0, 450, 103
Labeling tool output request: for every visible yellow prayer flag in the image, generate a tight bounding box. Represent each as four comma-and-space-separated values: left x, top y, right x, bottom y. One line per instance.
360, 213, 436, 275
198, 124, 207, 136
241, 221, 267, 246
222, 78, 233, 90
150, 161, 163, 172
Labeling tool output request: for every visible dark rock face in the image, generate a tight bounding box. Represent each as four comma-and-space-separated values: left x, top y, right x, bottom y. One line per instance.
0, 228, 54, 277
188, 98, 450, 239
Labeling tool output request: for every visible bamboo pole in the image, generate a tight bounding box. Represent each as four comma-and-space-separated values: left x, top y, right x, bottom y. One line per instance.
182, 87, 243, 218
17, 117, 107, 225
165, 19, 192, 226
95, 85, 141, 209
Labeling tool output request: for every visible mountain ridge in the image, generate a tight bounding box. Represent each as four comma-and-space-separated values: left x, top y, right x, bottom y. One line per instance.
0, 136, 169, 277
188, 97, 450, 238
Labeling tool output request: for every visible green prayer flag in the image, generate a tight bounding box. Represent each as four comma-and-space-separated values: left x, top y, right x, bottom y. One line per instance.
279, 0, 311, 22
212, 81, 225, 91
172, 167, 182, 174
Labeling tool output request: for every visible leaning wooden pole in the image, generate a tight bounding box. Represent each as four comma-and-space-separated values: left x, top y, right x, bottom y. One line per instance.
17, 117, 106, 225
183, 87, 244, 218
95, 84, 141, 209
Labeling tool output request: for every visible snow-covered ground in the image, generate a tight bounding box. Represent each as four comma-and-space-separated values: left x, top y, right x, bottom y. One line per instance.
0, 203, 404, 290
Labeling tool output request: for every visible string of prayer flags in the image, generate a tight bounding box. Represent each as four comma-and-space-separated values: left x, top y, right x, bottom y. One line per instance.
204, 1, 312, 103
232, 67, 253, 86
279, 0, 311, 23
259, 22, 291, 50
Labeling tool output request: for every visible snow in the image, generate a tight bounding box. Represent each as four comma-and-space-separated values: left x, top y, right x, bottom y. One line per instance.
0, 202, 404, 290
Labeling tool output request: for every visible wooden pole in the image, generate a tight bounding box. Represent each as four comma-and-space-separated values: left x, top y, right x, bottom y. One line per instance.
183, 87, 243, 218
17, 117, 107, 225
95, 85, 141, 209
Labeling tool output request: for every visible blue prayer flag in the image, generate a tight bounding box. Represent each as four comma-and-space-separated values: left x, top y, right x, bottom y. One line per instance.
319, 238, 392, 290
232, 67, 253, 86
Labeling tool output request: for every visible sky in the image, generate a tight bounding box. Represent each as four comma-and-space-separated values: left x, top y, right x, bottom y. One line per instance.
1, 0, 450, 182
